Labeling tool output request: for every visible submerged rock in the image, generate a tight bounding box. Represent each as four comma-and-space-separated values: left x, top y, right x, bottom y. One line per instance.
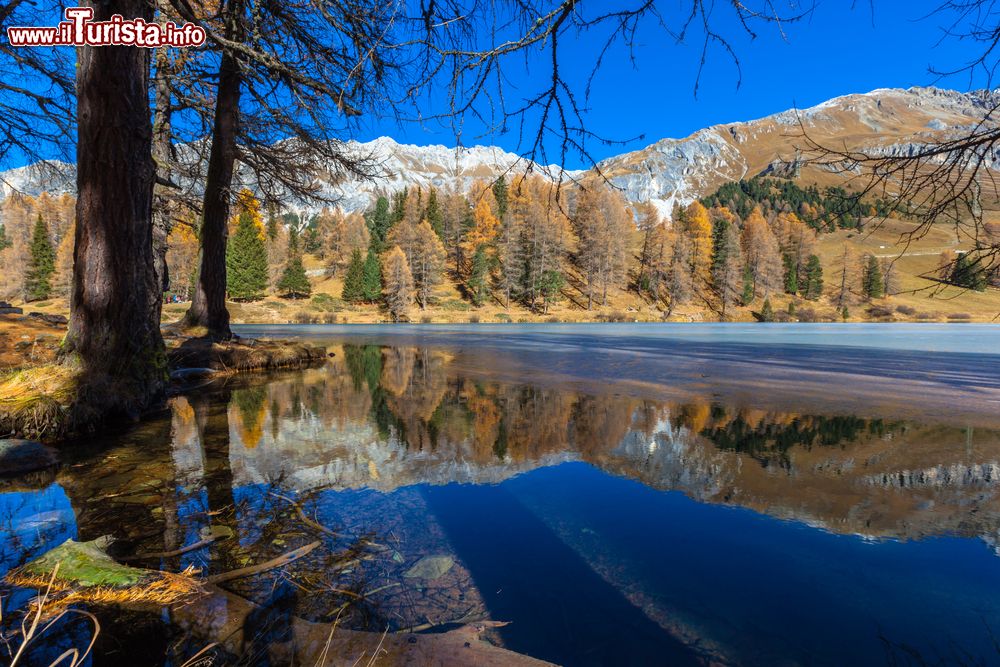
404, 555, 454, 580
0, 438, 58, 477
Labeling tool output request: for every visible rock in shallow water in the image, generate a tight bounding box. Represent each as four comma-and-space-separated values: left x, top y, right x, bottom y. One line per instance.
0, 439, 58, 477
404, 555, 454, 580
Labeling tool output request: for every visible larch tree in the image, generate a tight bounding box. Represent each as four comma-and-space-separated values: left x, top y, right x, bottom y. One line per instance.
574, 185, 631, 309
166, 223, 200, 301
684, 201, 713, 289
668, 231, 694, 312
463, 195, 501, 271
441, 192, 472, 275
60, 0, 168, 422
741, 208, 783, 301
173, 0, 393, 339
834, 245, 858, 308
383, 246, 414, 322
713, 221, 745, 318
411, 221, 447, 308
496, 204, 524, 308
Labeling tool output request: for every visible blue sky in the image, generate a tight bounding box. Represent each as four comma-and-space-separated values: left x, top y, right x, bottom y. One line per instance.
2, 1, 991, 170
354, 0, 992, 168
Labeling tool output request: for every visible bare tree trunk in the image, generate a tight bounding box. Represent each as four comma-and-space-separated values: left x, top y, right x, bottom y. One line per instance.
183, 0, 243, 339
62, 0, 165, 416
152, 22, 174, 297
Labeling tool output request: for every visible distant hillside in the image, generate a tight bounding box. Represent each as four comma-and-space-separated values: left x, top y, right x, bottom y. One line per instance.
4, 86, 999, 216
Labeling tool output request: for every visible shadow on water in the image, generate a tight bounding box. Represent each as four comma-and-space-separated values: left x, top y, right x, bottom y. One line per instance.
422, 482, 702, 666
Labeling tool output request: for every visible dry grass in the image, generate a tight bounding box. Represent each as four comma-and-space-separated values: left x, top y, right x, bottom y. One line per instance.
6, 567, 204, 611
0, 364, 78, 439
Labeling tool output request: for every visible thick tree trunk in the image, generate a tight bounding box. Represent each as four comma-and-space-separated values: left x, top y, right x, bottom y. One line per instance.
183, 0, 243, 339
62, 0, 165, 415
152, 8, 175, 297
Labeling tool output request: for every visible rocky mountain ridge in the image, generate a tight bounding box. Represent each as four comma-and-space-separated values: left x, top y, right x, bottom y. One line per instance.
2, 86, 997, 217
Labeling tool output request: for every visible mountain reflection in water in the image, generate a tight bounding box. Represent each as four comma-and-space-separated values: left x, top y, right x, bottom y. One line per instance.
4, 341, 1000, 666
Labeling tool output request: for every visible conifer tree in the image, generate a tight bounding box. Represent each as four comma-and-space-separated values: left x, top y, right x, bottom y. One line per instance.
760, 296, 775, 322
538, 269, 564, 314
277, 229, 311, 298
367, 196, 392, 252
0, 223, 11, 251
492, 176, 509, 219
863, 254, 883, 299
383, 246, 414, 322
362, 248, 383, 301
25, 214, 55, 301
342, 248, 366, 303
741, 264, 755, 305
226, 209, 270, 301
669, 232, 694, 311
424, 188, 444, 237
684, 201, 713, 286
950, 253, 988, 291
783, 254, 799, 294
468, 245, 491, 306
803, 254, 824, 300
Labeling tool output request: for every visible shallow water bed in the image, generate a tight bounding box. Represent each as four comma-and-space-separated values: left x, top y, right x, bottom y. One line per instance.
4, 325, 1000, 665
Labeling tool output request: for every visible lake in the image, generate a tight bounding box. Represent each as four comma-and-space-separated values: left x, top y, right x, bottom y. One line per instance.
3, 323, 1000, 665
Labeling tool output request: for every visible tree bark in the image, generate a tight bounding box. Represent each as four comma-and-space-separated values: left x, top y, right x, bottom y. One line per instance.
152, 3, 175, 297
182, 0, 244, 339
62, 0, 165, 415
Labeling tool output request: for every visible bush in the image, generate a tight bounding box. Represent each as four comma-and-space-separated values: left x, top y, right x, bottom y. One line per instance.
546, 316, 561, 323
895, 304, 917, 316
321, 312, 338, 324
441, 299, 471, 312
311, 293, 341, 312
947, 312, 972, 321
916, 312, 935, 320
294, 311, 315, 324
468, 315, 480, 323
600, 311, 630, 323
796, 307, 819, 323
495, 313, 512, 323
421, 315, 433, 324
867, 304, 894, 319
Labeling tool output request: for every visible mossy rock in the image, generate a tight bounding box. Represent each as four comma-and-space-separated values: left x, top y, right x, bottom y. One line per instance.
18, 538, 153, 588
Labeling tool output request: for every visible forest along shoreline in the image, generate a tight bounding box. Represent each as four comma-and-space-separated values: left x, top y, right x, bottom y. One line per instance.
0, 311, 328, 444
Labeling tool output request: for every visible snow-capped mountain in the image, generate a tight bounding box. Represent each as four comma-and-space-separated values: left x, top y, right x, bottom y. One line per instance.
2, 86, 998, 217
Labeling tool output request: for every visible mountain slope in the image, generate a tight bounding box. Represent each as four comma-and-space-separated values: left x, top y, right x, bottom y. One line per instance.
2, 86, 997, 215
594, 86, 1000, 216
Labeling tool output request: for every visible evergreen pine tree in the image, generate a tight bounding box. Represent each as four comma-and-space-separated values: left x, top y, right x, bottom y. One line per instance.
863, 254, 883, 299
951, 253, 988, 291
783, 253, 798, 294
277, 228, 311, 298
760, 296, 774, 322
342, 248, 366, 302
468, 245, 491, 306
367, 196, 392, 252
424, 189, 444, 237
226, 210, 270, 301
841, 305, 850, 321
362, 247, 383, 302
492, 176, 509, 219
804, 254, 824, 300
0, 223, 11, 250
25, 214, 55, 301
710, 218, 729, 280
